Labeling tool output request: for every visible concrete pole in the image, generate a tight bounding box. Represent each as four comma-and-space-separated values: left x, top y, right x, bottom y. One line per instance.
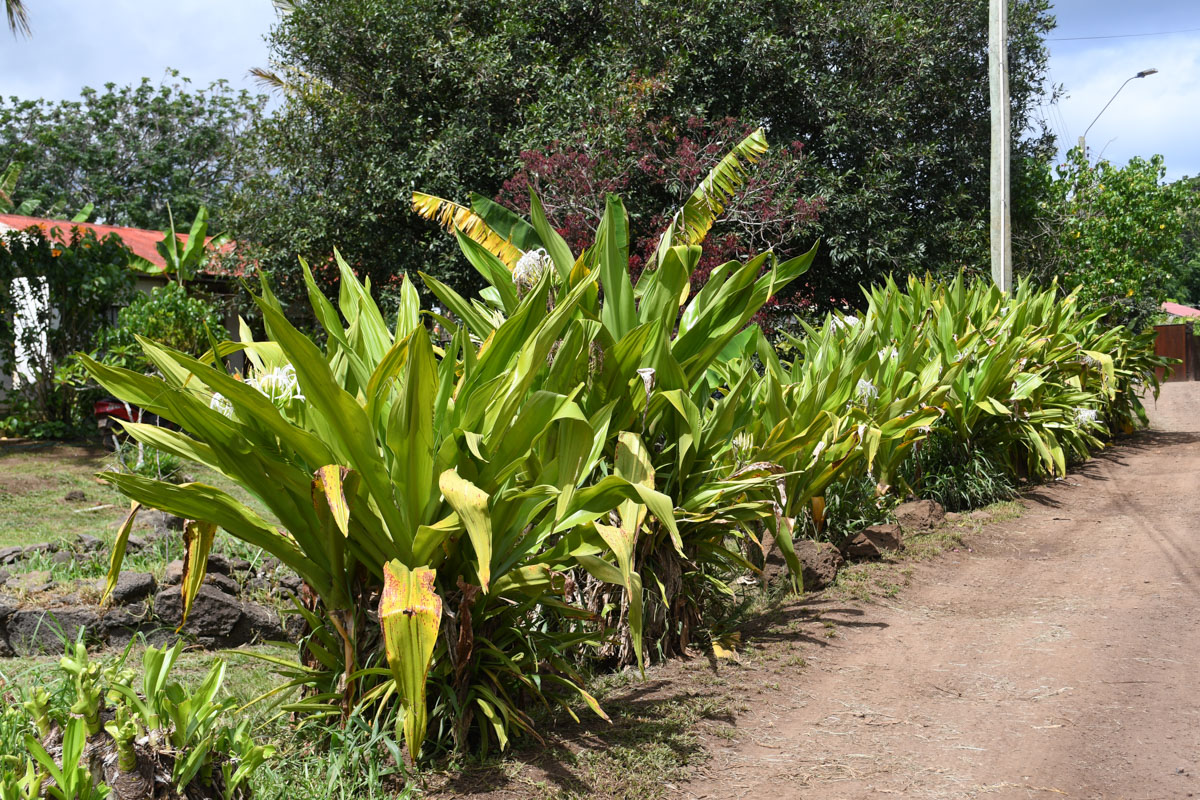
989, 0, 1012, 293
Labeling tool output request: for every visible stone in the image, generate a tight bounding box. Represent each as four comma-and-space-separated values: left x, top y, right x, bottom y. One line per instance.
894, 499, 945, 533
64, 489, 87, 503
0, 598, 16, 656
100, 604, 150, 635
245, 577, 270, 594
102, 572, 157, 605
794, 540, 844, 590
277, 573, 302, 595
163, 560, 184, 585
145, 510, 185, 536
205, 571, 240, 596
232, 602, 286, 644
22, 542, 58, 556
205, 554, 234, 576
842, 524, 904, 560
229, 557, 252, 574
153, 584, 243, 641
944, 511, 963, 523
75, 534, 104, 553
0, 546, 23, 565
6, 570, 54, 594
124, 536, 147, 554
0, 568, 9, 588
7, 606, 102, 654
50, 550, 74, 566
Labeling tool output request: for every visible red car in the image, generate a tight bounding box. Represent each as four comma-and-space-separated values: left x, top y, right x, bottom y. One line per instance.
94, 398, 172, 445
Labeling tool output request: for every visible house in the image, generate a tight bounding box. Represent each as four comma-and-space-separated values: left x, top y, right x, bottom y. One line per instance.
1161, 301, 1200, 319
1, 214, 246, 397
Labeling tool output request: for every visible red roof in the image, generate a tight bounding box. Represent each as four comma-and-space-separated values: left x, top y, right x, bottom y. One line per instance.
1162, 301, 1200, 319
0, 213, 241, 276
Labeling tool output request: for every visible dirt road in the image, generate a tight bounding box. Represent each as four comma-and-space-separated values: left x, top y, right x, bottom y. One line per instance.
680, 383, 1200, 800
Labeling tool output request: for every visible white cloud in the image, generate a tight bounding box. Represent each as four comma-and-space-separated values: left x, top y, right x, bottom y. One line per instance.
1047, 33, 1200, 180
0, 0, 279, 102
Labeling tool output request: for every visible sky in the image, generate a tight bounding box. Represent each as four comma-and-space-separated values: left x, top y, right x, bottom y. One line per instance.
1040, 0, 1200, 181
0, 1, 278, 102
1, 0, 1198, 181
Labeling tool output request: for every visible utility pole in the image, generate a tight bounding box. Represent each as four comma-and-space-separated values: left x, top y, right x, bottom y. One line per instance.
989, 0, 1012, 293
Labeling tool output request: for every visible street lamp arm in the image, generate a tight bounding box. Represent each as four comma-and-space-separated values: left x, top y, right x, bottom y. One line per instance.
1082, 76, 1136, 143
1080, 68, 1159, 146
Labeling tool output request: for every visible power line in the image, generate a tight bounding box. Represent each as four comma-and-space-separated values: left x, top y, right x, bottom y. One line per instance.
1049, 26, 1200, 42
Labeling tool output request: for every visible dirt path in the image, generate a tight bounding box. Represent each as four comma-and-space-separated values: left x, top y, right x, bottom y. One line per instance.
679, 383, 1200, 800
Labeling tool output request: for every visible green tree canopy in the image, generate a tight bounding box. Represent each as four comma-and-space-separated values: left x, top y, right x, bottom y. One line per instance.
1018, 149, 1190, 328
0, 73, 267, 230
233, 0, 1056, 310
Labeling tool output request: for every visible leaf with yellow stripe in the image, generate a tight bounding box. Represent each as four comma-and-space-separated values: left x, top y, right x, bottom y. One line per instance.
379, 561, 442, 762
412, 192, 522, 269
101, 502, 141, 604
666, 127, 769, 247
180, 519, 218, 627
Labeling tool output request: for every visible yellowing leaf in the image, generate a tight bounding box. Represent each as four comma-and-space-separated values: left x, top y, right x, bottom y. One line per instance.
412, 192, 522, 269
102, 502, 141, 605
439, 470, 492, 591
180, 519, 217, 627
379, 561, 442, 761
312, 465, 352, 538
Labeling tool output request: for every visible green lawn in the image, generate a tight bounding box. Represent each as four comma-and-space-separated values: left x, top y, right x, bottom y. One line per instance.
0, 441, 276, 584
0, 442, 128, 550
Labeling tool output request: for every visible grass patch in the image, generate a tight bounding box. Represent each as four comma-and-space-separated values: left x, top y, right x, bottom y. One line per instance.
0, 442, 278, 587
0, 442, 127, 550
830, 499, 1023, 603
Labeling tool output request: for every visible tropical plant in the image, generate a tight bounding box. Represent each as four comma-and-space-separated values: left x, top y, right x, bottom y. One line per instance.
84, 254, 667, 758
415, 128, 827, 658
129, 205, 229, 286
1, 637, 273, 800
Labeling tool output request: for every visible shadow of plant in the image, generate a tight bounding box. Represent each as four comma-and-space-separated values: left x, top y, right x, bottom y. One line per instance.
439, 681, 735, 799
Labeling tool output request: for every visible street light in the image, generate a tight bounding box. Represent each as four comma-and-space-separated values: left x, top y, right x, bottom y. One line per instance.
1078, 68, 1159, 154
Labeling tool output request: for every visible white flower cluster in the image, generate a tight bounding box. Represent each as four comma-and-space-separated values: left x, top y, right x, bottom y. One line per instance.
856, 378, 878, 402
208, 365, 304, 419
877, 346, 898, 361
1075, 407, 1099, 425
831, 314, 859, 332
252, 365, 304, 404
514, 248, 552, 293
209, 392, 233, 417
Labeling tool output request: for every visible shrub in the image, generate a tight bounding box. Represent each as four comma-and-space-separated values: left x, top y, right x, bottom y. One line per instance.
0, 637, 273, 799
0, 226, 135, 432
95, 281, 226, 372
86, 128, 1170, 767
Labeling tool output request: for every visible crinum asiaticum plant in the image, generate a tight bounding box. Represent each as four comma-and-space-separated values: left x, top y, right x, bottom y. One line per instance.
415, 130, 840, 662
84, 253, 685, 759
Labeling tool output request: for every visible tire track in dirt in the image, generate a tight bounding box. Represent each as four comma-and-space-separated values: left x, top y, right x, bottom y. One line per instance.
679, 383, 1200, 800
